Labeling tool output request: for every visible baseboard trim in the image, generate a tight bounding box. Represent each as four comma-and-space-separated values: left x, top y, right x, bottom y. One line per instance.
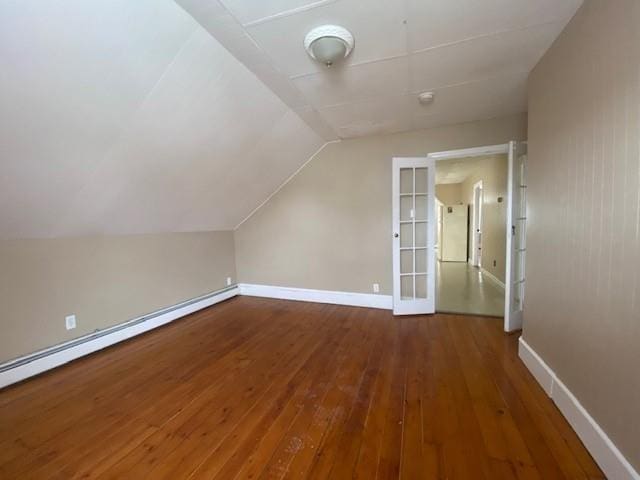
238, 284, 392, 310
480, 267, 505, 290
0, 286, 239, 390
519, 337, 639, 480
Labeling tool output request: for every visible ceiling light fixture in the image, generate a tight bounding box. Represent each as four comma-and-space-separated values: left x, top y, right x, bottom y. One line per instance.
304, 25, 354, 67
418, 91, 435, 105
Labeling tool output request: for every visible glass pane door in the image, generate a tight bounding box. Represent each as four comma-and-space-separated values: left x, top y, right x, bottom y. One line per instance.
392, 158, 435, 315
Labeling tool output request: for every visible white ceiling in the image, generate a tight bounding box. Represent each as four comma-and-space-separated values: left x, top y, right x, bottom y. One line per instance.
436, 155, 506, 184
0, 0, 324, 238
183, 0, 582, 138
0, 0, 582, 238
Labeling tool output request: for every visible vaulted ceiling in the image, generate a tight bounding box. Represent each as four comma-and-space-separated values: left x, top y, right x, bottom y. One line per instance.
0, 0, 581, 238
180, 0, 582, 138
0, 0, 324, 238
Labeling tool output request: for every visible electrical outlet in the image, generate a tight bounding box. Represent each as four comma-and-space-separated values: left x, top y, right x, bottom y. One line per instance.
65, 315, 76, 330
372, 283, 380, 293
493, 260, 497, 267
226, 277, 232, 286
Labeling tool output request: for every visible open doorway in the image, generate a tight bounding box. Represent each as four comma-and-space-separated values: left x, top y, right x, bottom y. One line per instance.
434, 150, 508, 317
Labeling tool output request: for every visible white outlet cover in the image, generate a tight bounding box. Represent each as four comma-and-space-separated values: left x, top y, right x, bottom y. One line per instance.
373, 283, 380, 293
226, 277, 232, 286
65, 315, 76, 330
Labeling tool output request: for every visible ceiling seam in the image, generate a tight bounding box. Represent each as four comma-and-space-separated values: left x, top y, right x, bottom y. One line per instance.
233, 140, 340, 230
240, 0, 341, 27
196, 0, 339, 140
50, 27, 200, 235
311, 69, 532, 110
288, 19, 566, 81
411, 19, 565, 55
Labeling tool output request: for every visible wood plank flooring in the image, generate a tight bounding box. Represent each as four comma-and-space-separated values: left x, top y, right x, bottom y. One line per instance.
0, 296, 604, 479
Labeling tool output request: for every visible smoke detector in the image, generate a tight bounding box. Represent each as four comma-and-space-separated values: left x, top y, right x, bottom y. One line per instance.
304, 25, 354, 67
418, 91, 435, 105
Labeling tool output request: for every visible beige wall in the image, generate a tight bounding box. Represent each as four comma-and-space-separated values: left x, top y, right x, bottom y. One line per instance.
0, 231, 236, 362
459, 154, 508, 282
435, 183, 463, 205
235, 113, 526, 295
526, 0, 640, 471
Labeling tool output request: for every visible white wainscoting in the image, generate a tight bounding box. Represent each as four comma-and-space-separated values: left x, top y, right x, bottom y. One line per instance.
519, 337, 639, 480
238, 284, 392, 310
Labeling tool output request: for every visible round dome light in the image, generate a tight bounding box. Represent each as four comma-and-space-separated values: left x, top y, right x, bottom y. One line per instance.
304, 25, 354, 67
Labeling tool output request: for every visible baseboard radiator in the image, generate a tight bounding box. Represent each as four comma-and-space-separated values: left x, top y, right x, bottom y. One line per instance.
0, 285, 239, 389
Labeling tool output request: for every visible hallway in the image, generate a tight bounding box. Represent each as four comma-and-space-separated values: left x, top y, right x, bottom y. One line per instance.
437, 261, 505, 317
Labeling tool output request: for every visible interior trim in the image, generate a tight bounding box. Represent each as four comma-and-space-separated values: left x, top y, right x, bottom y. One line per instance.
519, 337, 640, 480
238, 283, 392, 310
0, 286, 239, 389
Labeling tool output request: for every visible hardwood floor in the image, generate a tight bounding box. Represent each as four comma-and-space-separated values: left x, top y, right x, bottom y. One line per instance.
0, 296, 603, 479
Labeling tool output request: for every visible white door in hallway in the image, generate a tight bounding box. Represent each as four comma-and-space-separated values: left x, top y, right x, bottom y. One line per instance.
392, 157, 435, 315
472, 181, 483, 267
504, 141, 527, 332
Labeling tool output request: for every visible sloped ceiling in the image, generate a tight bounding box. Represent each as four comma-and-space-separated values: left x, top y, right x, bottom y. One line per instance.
0, 0, 324, 238
0, 0, 581, 239
181, 0, 582, 138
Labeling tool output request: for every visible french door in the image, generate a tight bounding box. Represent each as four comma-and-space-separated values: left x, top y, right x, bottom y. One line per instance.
392, 157, 436, 315
504, 141, 527, 331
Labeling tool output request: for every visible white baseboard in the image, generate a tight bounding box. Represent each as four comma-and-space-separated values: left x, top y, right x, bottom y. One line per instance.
480, 267, 505, 290
0, 286, 239, 390
519, 337, 639, 480
238, 284, 392, 310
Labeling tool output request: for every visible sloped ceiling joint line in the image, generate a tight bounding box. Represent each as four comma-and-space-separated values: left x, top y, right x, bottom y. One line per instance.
313, 69, 531, 110
130, 29, 198, 118
54, 27, 199, 230
411, 19, 567, 55
241, 0, 341, 28
197, 0, 338, 140
233, 19, 339, 139
233, 140, 340, 230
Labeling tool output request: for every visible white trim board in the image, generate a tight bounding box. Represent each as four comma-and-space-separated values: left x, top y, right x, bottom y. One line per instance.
0, 286, 239, 390
519, 337, 640, 480
238, 284, 392, 310
480, 267, 505, 290
427, 143, 509, 161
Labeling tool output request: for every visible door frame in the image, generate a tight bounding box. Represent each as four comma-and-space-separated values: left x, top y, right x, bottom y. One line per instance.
426, 143, 515, 331
471, 180, 484, 267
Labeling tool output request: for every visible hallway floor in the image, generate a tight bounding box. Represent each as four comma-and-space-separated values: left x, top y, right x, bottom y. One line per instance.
437, 261, 505, 317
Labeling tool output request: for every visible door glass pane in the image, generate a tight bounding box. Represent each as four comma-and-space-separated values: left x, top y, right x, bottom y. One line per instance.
400, 168, 413, 194
517, 250, 525, 282
415, 194, 427, 220
415, 274, 427, 299
400, 196, 413, 221
415, 248, 427, 274
415, 221, 427, 248
516, 219, 526, 250
401, 275, 414, 300
415, 167, 428, 193
400, 223, 413, 248
400, 250, 413, 274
